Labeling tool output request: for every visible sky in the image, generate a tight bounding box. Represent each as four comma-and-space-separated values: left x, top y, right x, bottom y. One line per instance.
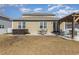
0, 4, 79, 19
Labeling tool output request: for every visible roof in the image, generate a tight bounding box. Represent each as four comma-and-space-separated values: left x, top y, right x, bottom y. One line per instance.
59, 13, 78, 22
0, 15, 10, 21
22, 13, 55, 16
13, 13, 59, 21
13, 16, 59, 21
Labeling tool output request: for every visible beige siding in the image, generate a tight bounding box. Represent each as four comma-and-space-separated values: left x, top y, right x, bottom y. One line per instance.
26, 22, 40, 34
12, 21, 54, 34
60, 22, 65, 31
12, 22, 18, 29
25, 21, 53, 34
47, 22, 53, 33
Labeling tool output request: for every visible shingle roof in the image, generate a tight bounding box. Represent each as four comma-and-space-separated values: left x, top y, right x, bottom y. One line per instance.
0, 15, 10, 21
22, 13, 55, 16
13, 13, 59, 21
13, 16, 59, 21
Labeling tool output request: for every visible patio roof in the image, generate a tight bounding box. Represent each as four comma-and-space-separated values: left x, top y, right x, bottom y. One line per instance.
59, 13, 79, 22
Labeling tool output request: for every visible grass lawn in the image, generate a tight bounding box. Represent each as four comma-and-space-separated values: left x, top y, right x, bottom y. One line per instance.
0, 35, 79, 55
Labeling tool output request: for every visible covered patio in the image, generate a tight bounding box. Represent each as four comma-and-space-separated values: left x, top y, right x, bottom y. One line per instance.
59, 13, 79, 41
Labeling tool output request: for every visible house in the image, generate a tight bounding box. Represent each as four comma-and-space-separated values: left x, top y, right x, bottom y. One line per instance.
0, 15, 12, 34
59, 13, 79, 41
12, 13, 59, 35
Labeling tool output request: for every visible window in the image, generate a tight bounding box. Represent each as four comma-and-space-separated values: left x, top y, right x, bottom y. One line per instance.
2, 25, 4, 28
0, 25, 1, 28
44, 22, 47, 28
40, 22, 43, 29
18, 22, 26, 29
65, 22, 72, 29
75, 23, 79, 29
22, 22, 26, 29
65, 22, 79, 29
40, 21, 47, 29
18, 22, 21, 29
0, 25, 4, 28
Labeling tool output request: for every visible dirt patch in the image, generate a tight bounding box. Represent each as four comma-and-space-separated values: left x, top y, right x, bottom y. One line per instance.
0, 36, 25, 48
0, 35, 79, 55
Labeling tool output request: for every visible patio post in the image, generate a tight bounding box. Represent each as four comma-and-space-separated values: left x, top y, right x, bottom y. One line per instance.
72, 16, 75, 39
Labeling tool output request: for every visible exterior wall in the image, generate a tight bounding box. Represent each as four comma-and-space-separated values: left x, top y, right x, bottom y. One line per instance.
0, 20, 11, 29
12, 21, 53, 34
0, 19, 12, 34
26, 22, 40, 34
60, 22, 65, 31
12, 21, 18, 29
12, 14, 57, 35
47, 22, 53, 33
26, 21, 53, 34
